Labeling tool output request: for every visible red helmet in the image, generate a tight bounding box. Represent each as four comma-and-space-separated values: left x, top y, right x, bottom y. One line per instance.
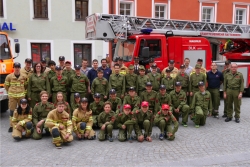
161, 104, 170, 110
141, 101, 149, 107
123, 104, 131, 109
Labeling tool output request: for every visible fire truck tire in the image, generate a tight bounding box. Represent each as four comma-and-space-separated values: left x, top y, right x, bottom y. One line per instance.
0, 99, 8, 113
246, 88, 250, 97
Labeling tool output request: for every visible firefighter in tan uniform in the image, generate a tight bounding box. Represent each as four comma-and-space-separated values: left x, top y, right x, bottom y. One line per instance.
72, 98, 96, 140
45, 102, 73, 148
190, 58, 207, 75
11, 99, 33, 140
20, 58, 33, 79
161, 60, 179, 79
4, 62, 28, 132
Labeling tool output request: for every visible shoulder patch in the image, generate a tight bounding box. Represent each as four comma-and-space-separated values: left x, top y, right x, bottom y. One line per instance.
130, 112, 133, 115
36, 103, 39, 106
158, 111, 161, 115
119, 113, 123, 116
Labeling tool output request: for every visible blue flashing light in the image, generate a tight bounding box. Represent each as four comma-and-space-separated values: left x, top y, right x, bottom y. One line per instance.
141, 28, 153, 34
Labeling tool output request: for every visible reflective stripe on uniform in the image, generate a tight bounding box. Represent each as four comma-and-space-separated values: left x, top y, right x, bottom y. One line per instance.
72, 116, 78, 121
86, 126, 92, 130
8, 92, 26, 97
28, 115, 32, 119
53, 136, 62, 141
67, 120, 72, 126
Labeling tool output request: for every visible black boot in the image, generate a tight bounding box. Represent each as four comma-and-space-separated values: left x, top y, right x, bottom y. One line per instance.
225, 117, 232, 122
8, 127, 13, 132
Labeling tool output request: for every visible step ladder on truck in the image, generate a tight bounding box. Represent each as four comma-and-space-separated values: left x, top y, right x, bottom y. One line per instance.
85, 13, 250, 96
0, 31, 20, 112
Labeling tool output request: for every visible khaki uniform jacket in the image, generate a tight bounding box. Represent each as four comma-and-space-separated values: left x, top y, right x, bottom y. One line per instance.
12, 108, 32, 127
4, 73, 28, 98
162, 67, 178, 78
45, 109, 73, 134
72, 109, 93, 132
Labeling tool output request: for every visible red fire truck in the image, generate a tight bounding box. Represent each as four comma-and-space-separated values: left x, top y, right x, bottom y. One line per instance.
85, 13, 250, 96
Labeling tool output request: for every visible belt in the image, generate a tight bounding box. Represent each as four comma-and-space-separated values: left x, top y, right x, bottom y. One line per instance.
228, 87, 239, 90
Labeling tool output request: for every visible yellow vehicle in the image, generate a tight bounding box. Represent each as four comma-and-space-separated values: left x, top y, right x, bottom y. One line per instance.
0, 31, 20, 112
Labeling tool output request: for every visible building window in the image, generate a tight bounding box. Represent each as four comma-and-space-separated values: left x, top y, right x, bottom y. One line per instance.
120, 2, 132, 16
33, 0, 48, 19
74, 44, 92, 66
155, 5, 166, 19
235, 9, 246, 24
202, 7, 214, 22
31, 43, 51, 65
0, 0, 3, 17
75, 0, 88, 21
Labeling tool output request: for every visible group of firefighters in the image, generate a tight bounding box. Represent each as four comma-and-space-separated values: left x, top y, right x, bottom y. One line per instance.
4, 55, 244, 148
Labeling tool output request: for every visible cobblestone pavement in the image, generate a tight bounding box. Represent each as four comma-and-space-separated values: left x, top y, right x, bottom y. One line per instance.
1, 97, 250, 167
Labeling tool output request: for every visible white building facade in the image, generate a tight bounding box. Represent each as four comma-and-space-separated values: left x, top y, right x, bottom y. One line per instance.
0, 0, 109, 67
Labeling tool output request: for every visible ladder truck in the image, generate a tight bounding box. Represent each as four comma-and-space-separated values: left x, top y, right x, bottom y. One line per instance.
85, 13, 250, 96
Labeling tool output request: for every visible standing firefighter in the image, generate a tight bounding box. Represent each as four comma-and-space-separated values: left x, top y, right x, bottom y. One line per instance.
45, 102, 73, 148
72, 98, 96, 140
154, 104, 179, 141
27, 62, 50, 108
141, 82, 158, 114
136, 66, 150, 96
224, 63, 244, 123
98, 102, 116, 142
32, 91, 55, 140
125, 64, 137, 92
4, 62, 28, 132
147, 63, 161, 91
190, 81, 212, 128
11, 99, 33, 140
109, 63, 125, 99
221, 60, 231, 118
161, 68, 175, 94
50, 65, 68, 103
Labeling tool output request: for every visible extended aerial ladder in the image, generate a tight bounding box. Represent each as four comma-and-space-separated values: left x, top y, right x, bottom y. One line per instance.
85, 13, 250, 41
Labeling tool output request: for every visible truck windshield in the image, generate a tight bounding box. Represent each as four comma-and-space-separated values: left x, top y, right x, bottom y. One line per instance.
0, 34, 11, 60
114, 39, 136, 62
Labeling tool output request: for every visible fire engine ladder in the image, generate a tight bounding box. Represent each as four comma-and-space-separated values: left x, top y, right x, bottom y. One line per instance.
85, 13, 250, 40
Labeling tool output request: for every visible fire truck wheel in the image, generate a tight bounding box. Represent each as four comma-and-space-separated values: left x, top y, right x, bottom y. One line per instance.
0, 99, 8, 113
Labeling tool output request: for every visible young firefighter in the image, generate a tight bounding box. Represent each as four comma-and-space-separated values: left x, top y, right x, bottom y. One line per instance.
91, 69, 109, 101
125, 64, 137, 92
133, 101, 154, 142
154, 104, 179, 141
116, 104, 136, 142
175, 64, 189, 95
54, 92, 71, 116
161, 68, 175, 94
169, 82, 190, 127
136, 66, 150, 96
107, 89, 122, 114
32, 91, 55, 140
147, 63, 161, 91
190, 81, 212, 128
71, 93, 81, 112
123, 87, 141, 112
12, 98, 33, 140
45, 102, 73, 148
98, 102, 116, 142
141, 82, 158, 114
72, 98, 96, 140
89, 93, 105, 127
154, 85, 172, 114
